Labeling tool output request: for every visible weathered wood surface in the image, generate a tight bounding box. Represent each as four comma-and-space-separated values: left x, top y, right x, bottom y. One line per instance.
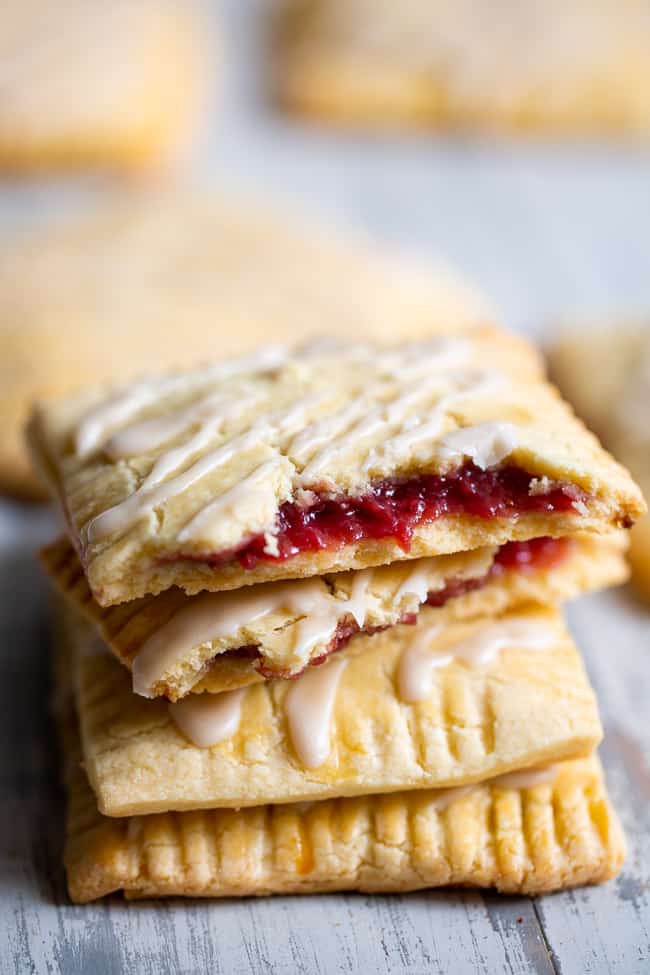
2, 2, 650, 971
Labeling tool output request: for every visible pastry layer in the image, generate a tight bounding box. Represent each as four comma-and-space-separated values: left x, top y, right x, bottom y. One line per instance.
60, 602, 602, 816
550, 325, 650, 601
62, 716, 624, 903
29, 333, 643, 606
43, 532, 628, 699
3, 192, 485, 499
275, 0, 650, 136
0, 0, 206, 173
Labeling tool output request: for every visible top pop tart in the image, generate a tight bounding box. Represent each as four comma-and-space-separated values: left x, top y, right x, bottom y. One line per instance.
28, 327, 644, 606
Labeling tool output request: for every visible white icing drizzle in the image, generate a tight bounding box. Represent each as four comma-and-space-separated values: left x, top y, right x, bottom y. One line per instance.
429, 763, 558, 811
285, 655, 347, 768
133, 577, 343, 697
289, 341, 473, 476
490, 764, 558, 790
73, 346, 287, 457
297, 404, 393, 483
430, 785, 474, 811
132, 553, 493, 696
168, 688, 247, 748
394, 561, 435, 602
398, 615, 554, 703
364, 371, 502, 473
368, 337, 469, 381
345, 568, 374, 626
176, 457, 288, 544
437, 420, 518, 470
83, 393, 324, 545
104, 390, 260, 460
288, 398, 370, 467
85, 428, 264, 544
75, 341, 519, 549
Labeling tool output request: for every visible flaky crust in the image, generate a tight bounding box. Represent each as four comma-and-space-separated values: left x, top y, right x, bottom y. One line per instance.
275, 0, 650, 136
29, 329, 643, 606
43, 532, 628, 699
62, 728, 625, 903
0, 1, 206, 173
550, 324, 650, 601
59, 602, 602, 817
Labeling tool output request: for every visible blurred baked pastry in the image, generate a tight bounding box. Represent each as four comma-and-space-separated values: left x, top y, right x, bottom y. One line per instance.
0, 191, 486, 498
0, 0, 208, 172
550, 325, 650, 600
275, 0, 650, 136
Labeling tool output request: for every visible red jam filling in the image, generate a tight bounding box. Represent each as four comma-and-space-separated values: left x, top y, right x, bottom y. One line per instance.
231, 463, 584, 569
217, 536, 570, 679
491, 536, 571, 574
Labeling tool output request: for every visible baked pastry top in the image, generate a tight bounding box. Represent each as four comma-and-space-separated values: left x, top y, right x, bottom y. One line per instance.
30, 332, 644, 606
0, 0, 206, 172
276, 0, 650, 135
43, 532, 627, 699
62, 601, 602, 816
1, 190, 485, 498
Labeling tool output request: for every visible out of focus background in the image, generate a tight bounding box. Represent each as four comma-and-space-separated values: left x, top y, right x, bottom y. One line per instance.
1, 2, 650, 972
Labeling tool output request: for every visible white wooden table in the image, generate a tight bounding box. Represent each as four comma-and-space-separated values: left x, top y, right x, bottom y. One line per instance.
1, 3, 650, 972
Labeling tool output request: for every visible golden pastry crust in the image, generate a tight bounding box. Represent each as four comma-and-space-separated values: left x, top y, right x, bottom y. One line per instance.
550, 324, 650, 601
29, 332, 643, 607
275, 0, 650, 136
62, 725, 624, 903
43, 532, 628, 699
60, 602, 602, 817
1, 192, 486, 499
0, 0, 207, 173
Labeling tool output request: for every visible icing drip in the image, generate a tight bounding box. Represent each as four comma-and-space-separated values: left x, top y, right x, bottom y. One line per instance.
176, 457, 289, 544
132, 576, 344, 697
132, 549, 497, 696
437, 420, 518, 470
85, 429, 263, 543
490, 764, 558, 789
168, 688, 247, 748
398, 615, 553, 702
394, 560, 437, 602
285, 655, 347, 768
83, 394, 324, 545
294, 366, 500, 484
104, 390, 254, 459
363, 371, 502, 473
429, 763, 558, 811
76, 340, 503, 544
344, 568, 375, 626
430, 785, 473, 811
74, 346, 287, 457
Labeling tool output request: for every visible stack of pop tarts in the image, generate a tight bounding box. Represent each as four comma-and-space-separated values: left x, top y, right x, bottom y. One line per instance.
30, 325, 644, 902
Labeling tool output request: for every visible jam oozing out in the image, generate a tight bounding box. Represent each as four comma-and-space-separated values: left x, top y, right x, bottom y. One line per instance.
215, 536, 569, 679
229, 463, 585, 569
491, 536, 571, 574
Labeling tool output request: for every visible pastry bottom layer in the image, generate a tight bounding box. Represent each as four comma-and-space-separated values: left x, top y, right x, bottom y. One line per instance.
65, 601, 602, 816
61, 706, 623, 903
52, 611, 624, 902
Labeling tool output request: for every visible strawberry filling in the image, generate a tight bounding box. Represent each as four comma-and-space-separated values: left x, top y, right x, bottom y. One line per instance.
216, 535, 570, 679
184, 463, 585, 570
